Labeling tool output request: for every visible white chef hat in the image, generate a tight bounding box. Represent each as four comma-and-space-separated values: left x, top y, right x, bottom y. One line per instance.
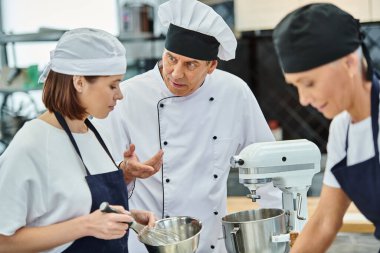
39, 28, 126, 83
158, 0, 237, 61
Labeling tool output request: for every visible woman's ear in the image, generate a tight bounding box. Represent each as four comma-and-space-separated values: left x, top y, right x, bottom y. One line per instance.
73, 75, 84, 93
343, 52, 360, 79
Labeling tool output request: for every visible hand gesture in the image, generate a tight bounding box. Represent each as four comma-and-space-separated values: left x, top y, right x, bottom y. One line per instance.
120, 144, 163, 182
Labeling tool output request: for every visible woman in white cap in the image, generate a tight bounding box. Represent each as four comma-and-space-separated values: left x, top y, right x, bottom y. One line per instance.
93, 0, 282, 252
0, 28, 159, 253
273, 3, 380, 252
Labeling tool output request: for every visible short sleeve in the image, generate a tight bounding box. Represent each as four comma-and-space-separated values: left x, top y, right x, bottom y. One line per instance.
0, 130, 47, 235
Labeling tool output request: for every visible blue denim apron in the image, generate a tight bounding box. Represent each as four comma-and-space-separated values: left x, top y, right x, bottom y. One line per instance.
54, 112, 129, 253
331, 73, 380, 243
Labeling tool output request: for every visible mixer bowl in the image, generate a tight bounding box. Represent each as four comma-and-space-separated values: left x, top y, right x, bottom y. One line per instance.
141, 216, 202, 253
222, 208, 288, 253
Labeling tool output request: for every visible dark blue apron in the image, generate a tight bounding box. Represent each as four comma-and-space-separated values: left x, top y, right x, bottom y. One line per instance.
331, 73, 380, 243
54, 112, 129, 253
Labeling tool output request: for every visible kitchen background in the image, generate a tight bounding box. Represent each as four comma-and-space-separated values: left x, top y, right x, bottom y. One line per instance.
1, 1, 380, 251
0, 0, 379, 195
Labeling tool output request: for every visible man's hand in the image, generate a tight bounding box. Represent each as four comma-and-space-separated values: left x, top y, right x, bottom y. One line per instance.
120, 144, 163, 183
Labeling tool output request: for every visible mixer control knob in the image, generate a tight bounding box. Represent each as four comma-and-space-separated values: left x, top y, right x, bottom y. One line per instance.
230, 156, 244, 167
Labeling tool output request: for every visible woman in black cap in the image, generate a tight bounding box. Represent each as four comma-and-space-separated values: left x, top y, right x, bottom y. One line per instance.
273, 3, 380, 253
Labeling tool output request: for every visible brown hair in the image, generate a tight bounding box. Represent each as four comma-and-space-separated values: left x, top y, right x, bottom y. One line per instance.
42, 70, 99, 120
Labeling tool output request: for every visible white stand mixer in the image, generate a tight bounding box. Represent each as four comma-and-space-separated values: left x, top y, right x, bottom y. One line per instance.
230, 139, 321, 237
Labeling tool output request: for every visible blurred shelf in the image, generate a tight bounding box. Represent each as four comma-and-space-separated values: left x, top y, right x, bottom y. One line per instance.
0, 31, 65, 44
0, 31, 165, 44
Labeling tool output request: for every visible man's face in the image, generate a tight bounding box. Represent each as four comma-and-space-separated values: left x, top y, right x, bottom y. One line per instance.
161, 49, 217, 96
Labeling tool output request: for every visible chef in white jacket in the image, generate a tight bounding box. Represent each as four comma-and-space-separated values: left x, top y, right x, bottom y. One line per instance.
93, 0, 282, 252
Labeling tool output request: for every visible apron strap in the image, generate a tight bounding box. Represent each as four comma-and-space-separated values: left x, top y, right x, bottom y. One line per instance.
85, 119, 117, 166
370, 73, 379, 156
54, 112, 117, 175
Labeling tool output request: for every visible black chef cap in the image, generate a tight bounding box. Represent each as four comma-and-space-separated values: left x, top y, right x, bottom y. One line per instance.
165, 24, 220, 61
273, 3, 363, 74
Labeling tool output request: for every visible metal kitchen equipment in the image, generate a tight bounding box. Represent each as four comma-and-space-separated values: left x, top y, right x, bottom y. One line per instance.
142, 216, 202, 253
118, 0, 156, 38
228, 139, 321, 252
222, 208, 288, 253
99, 202, 180, 245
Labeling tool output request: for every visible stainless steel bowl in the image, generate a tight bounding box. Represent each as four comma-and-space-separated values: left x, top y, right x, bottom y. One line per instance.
141, 216, 202, 253
222, 208, 288, 253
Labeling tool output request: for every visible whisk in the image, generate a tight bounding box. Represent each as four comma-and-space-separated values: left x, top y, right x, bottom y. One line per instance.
99, 202, 180, 246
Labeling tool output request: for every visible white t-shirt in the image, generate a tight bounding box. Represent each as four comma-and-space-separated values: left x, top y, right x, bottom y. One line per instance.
0, 119, 117, 253
323, 111, 379, 188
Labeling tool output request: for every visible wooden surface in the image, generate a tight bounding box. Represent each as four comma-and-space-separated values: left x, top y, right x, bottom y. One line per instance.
227, 196, 374, 233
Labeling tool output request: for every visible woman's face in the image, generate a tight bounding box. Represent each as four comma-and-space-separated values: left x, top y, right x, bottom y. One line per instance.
284, 58, 354, 119
79, 75, 124, 119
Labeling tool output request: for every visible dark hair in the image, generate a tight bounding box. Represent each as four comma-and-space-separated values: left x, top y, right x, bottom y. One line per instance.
42, 70, 99, 120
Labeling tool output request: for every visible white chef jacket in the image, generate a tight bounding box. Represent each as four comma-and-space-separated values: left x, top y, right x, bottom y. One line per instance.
93, 64, 282, 253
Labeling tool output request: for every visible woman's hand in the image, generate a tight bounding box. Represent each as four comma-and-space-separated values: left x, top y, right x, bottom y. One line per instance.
85, 205, 133, 240
130, 209, 157, 227
0, 204, 135, 253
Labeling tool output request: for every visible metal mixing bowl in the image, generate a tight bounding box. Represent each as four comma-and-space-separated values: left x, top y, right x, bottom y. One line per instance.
222, 208, 288, 253
140, 216, 202, 253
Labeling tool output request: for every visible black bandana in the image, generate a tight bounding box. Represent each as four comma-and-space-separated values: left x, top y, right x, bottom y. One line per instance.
273, 3, 365, 74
